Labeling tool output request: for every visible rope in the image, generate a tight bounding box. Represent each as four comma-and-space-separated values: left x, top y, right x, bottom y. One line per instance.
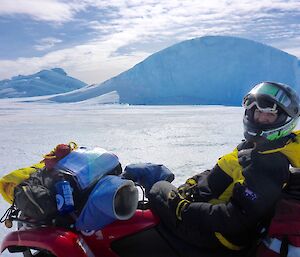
0, 202, 19, 224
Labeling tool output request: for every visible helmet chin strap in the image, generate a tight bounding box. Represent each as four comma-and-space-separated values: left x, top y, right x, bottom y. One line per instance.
245, 132, 265, 144
247, 131, 258, 136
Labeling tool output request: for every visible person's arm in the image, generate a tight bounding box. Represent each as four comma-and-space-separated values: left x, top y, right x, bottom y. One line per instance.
179, 152, 289, 235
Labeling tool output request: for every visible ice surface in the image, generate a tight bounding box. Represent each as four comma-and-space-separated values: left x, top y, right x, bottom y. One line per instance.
0, 98, 245, 256
48, 36, 300, 105
0, 68, 87, 98
0, 98, 299, 256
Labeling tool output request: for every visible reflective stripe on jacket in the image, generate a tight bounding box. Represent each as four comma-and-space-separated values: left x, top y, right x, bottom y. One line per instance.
181, 132, 297, 250
215, 130, 300, 204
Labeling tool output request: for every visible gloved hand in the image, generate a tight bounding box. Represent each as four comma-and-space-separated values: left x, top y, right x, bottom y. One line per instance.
231, 182, 259, 216
122, 163, 175, 195
177, 177, 197, 201
168, 189, 190, 221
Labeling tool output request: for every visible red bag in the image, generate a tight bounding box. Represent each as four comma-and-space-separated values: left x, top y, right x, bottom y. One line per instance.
256, 198, 300, 257
43, 142, 77, 170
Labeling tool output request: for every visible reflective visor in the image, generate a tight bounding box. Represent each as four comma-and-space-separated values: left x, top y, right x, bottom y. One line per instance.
243, 82, 292, 113
250, 83, 292, 108
243, 96, 278, 113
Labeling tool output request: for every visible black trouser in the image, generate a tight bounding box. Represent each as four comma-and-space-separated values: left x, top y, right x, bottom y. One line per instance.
148, 181, 222, 250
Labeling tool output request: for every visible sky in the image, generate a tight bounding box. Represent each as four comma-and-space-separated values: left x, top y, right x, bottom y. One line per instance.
0, 0, 300, 85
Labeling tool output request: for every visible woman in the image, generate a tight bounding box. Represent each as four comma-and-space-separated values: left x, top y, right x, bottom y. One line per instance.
126, 82, 300, 252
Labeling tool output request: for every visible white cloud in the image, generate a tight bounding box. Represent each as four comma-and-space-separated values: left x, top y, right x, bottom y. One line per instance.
34, 37, 62, 51
79, 0, 300, 48
271, 35, 300, 58
0, 40, 149, 84
0, 0, 300, 84
281, 46, 300, 58
0, 0, 80, 22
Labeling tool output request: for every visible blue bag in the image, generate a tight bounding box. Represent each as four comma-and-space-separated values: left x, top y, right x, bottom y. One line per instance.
55, 147, 120, 190
75, 175, 138, 232
122, 163, 175, 194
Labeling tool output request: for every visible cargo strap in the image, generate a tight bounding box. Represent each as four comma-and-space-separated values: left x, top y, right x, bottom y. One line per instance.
215, 232, 243, 251
263, 236, 300, 257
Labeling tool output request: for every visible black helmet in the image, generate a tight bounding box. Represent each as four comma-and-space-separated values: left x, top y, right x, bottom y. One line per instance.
242, 82, 300, 142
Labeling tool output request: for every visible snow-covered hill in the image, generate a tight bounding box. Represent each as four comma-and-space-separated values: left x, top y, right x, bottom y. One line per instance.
0, 68, 87, 98
49, 36, 300, 106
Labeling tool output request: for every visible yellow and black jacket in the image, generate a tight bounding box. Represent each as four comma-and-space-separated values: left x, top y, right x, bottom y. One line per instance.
180, 131, 300, 250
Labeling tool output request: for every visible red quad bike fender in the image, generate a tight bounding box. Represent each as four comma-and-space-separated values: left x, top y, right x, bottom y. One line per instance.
1, 210, 160, 257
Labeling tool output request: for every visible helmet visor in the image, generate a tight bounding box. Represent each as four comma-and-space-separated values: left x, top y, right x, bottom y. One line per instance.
243, 82, 292, 113
243, 96, 278, 113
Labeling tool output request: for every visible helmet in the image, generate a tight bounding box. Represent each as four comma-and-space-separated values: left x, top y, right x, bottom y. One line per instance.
242, 82, 300, 142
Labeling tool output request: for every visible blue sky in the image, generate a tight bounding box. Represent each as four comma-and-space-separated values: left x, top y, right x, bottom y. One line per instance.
0, 0, 300, 84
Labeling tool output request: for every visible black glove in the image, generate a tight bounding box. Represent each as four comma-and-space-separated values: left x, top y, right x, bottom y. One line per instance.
168, 190, 190, 221
231, 182, 259, 215
238, 146, 257, 168
177, 177, 197, 201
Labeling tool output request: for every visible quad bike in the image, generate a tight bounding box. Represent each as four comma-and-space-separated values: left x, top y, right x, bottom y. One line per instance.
1, 147, 298, 257
0, 152, 257, 257
1, 199, 252, 257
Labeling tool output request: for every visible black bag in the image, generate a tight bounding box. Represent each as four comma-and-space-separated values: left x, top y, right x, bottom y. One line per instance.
13, 163, 123, 223
14, 168, 57, 222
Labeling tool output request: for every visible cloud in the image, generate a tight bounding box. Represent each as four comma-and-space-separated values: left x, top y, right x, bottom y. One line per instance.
0, 0, 300, 84
0, 0, 81, 22
271, 35, 300, 58
34, 37, 63, 51
0, 39, 149, 84
79, 0, 300, 51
